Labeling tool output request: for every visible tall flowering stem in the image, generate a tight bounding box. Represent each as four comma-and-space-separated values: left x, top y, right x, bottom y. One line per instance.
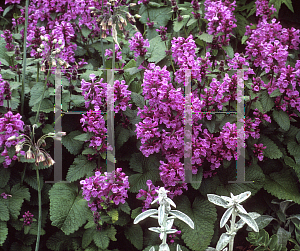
21, 0, 29, 115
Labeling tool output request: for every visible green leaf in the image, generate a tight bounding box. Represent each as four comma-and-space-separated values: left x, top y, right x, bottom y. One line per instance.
82, 147, 97, 155
287, 141, 300, 158
139, 6, 172, 28
73, 132, 93, 142
119, 201, 131, 215
70, 95, 85, 107
131, 207, 142, 220
117, 127, 131, 150
0, 202, 9, 221
93, 230, 110, 249
222, 45, 234, 58
129, 170, 160, 193
259, 135, 283, 159
0, 221, 8, 246
131, 92, 145, 108
75, 46, 87, 56
66, 155, 97, 182
6, 184, 30, 220
174, 196, 217, 251
272, 110, 290, 131
190, 167, 203, 190
82, 228, 95, 249
32, 98, 54, 113
29, 82, 47, 107
0, 168, 10, 188
260, 90, 274, 113
282, 0, 294, 12
263, 168, 300, 205
62, 130, 84, 155
241, 36, 248, 44
81, 26, 92, 37
125, 224, 143, 250
197, 33, 213, 43
124, 59, 137, 85
187, 18, 198, 27
129, 152, 144, 173
3, 5, 13, 17
49, 183, 91, 235
108, 209, 119, 223
173, 16, 189, 32
269, 88, 282, 98
148, 36, 167, 64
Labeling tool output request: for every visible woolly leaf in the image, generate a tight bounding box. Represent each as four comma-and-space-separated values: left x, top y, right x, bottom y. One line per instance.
260, 90, 274, 113
62, 130, 84, 155
66, 155, 96, 182
174, 196, 217, 251
0, 168, 10, 188
0, 221, 8, 246
148, 36, 167, 64
93, 230, 110, 249
277, 227, 291, 248
216, 233, 231, 251
263, 168, 300, 205
207, 194, 230, 208
238, 212, 259, 232
259, 135, 282, 159
134, 209, 158, 224
6, 184, 30, 220
169, 210, 194, 229
49, 183, 91, 235
272, 110, 290, 131
125, 224, 143, 250
220, 207, 234, 228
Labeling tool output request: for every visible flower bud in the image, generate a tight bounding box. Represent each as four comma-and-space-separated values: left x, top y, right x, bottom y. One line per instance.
52, 39, 57, 44
58, 39, 62, 45
44, 37, 49, 42
25, 149, 35, 160
7, 135, 17, 141
129, 3, 136, 7
60, 45, 64, 50
57, 59, 64, 66
134, 14, 141, 19
40, 35, 45, 41
40, 44, 45, 49
37, 48, 42, 53
88, 6, 96, 10
41, 64, 46, 72
108, 17, 113, 26
52, 59, 56, 67
56, 48, 61, 54
36, 151, 46, 163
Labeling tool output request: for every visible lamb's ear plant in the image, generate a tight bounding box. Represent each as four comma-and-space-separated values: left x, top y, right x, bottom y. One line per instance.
205, 191, 260, 251
133, 187, 194, 251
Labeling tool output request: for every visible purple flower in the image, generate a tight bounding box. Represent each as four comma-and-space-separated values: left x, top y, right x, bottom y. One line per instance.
105, 44, 122, 61
128, 32, 150, 57
136, 180, 159, 212
1, 192, 11, 199
1, 30, 14, 51
23, 211, 34, 226
255, 0, 276, 19
253, 143, 266, 161
156, 26, 168, 41
5, 0, 20, 4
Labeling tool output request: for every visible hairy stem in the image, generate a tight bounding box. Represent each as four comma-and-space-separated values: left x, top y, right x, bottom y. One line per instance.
21, 0, 29, 115
229, 210, 237, 251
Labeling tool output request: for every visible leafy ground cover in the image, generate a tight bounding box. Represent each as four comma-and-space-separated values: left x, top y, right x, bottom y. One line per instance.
0, 0, 300, 250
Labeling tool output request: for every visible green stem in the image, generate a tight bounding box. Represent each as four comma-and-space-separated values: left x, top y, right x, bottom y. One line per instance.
112, 40, 115, 70
21, 0, 29, 115
35, 163, 42, 251
34, 68, 51, 124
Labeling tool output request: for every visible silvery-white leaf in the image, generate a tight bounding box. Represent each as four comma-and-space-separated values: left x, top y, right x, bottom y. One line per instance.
207, 194, 231, 208
225, 224, 230, 232
167, 216, 176, 220
158, 204, 165, 226
134, 209, 158, 224
205, 248, 217, 251
166, 197, 176, 208
230, 192, 234, 199
235, 219, 245, 231
176, 244, 182, 251
166, 219, 174, 230
246, 215, 274, 231
159, 243, 170, 251
150, 215, 159, 219
216, 233, 231, 251
166, 229, 178, 234
169, 210, 194, 229
150, 246, 155, 251
148, 227, 161, 233
220, 207, 234, 228
238, 212, 259, 232
236, 204, 248, 214
220, 196, 232, 204
277, 227, 291, 248
280, 200, 293, 213
287, 214, 300, 221
235, 191, 251, 204
247, 212, 261, 219
222, 248, 228, 251
152, 198, 159, 205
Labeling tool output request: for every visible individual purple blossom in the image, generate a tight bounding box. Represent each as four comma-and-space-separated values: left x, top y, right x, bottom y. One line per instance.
80, 168, 130, 211
253, 143, 266, 161
5, 0, 21, 4
146, 18, 154, 28
227, 53, 255, 80
251, 77, 264, 93
128, 32, 150, 58
167, 229, 181, 244
156, 26, 168, 41
136, 180, 159, 212
1, 192, 11, 199
23, 211, 34, 226
105, 44, 122, 62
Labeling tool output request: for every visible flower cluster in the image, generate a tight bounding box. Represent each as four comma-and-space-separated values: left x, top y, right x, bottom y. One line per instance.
1, 30, 14, 51
167, 229, 181, 245
204, 0, 237, 46
191, 0, 201, 19
136, 180, 159, 212
156, 26, 168, 41
128, 32, 150, 58
80, 168, 130, 212
22, 211, 34, 226
1, 192, 11, 199
255, 0, 276, 19
5, 0, 21, 3
0, 111, 25, 168
253, 143, 267, 161
105, 44, 122, 62
0, 76, 11, 107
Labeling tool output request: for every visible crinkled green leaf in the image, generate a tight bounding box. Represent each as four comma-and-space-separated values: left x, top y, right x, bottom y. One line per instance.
148, 36, 167, 64
259, 135, 282, 159
66, 155, 97, 182
0, 168, 10, 188
139, 6, 172, 28
272, 110, 290, 131
0, 221, 8, 246
49, 183, 91, 235
29, 82, 48, 107
197, 33, 213, 43
260, 90, 274, 113
125, 224, 143, 250
62, 130, 84, 155
287, 141, 300, 158
93, 229, 110, 249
